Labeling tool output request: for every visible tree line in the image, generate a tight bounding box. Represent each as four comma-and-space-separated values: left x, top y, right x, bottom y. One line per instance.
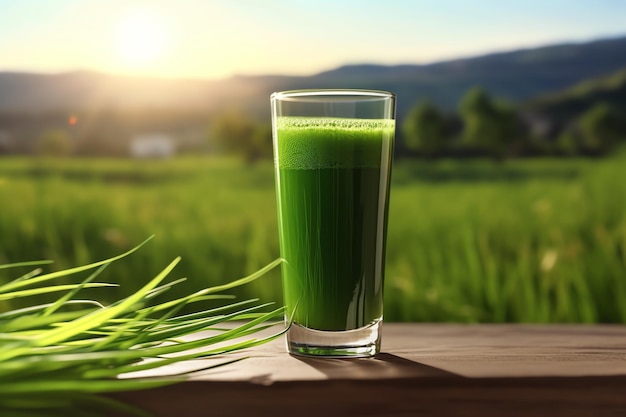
211, 86, 626, 162
10, 86, 626, 160
402, 87, 626, 158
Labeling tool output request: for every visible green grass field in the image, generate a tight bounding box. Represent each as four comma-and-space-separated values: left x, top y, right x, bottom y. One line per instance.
0, 154, 625, 323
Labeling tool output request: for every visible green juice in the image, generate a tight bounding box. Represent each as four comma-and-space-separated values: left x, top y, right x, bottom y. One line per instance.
274, 117, 394, 331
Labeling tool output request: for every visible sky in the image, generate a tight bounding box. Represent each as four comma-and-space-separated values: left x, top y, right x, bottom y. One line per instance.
1, 0, 626, 80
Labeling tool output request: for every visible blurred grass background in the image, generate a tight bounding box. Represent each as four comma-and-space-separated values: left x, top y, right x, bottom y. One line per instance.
1, 153, 624, 323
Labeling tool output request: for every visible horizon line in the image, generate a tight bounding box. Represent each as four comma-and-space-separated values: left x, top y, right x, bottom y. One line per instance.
1, 31, 625, 82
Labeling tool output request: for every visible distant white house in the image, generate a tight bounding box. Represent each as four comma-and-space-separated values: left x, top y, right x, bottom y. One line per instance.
130, 133, 175, 158
521, 112, 556, 139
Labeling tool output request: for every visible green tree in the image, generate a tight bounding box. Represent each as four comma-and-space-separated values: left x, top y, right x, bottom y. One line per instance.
250, 123, 273, 161
578, 103, 624, 153
36, 129, 73, 156
556, 128, 580, 156
402, 100, 447, 156
459, 87, 517, 157
209, 109, 271, 163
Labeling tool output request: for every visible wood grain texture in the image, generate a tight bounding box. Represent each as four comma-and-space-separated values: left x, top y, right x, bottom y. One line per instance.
109, 324, 626, 416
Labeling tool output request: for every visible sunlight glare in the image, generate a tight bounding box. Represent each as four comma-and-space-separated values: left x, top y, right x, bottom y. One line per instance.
115, 9, 169, 65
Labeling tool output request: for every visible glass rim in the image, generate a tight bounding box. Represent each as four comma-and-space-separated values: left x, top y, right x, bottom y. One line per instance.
271, 89, 395, 101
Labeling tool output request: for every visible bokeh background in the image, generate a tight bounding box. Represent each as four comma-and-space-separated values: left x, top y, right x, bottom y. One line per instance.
1, 0, 625, 322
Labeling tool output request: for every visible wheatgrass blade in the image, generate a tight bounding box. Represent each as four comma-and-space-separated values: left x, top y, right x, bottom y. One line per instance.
0, 307, 284, 382
162, 299, 260, 322
141, 302, 276, 342
1, 309, 100, 333
0, 300, 104, 320
0, 236, 153, 293
88, 308, 154, 352
84, 352, 251, 380
0, 283, 118, 301
4, 268, 44, 288
142, 277, 188, 300
83, 320, 286, 379
137, 258, 282, 314
0, 244, 285, 417
32, 257, 180, 349
8, 307, 284, 369
0, 260, 53, 271
42, 262, 111, 317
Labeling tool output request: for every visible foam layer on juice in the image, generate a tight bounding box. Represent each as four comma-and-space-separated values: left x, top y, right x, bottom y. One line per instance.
275, 117, 395, 169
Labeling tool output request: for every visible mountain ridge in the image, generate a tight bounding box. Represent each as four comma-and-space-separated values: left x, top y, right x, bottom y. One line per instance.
1, 34, 626, 117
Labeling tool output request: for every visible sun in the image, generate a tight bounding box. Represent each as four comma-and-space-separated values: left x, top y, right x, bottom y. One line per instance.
115, 9, 169, 66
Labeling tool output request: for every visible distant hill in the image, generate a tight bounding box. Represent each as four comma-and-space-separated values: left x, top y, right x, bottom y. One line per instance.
0, 71, 227, 112
2, 35, 626, 120
526, 67, 626, 123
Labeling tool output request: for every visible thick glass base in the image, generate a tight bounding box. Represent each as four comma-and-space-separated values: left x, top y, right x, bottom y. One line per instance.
286, 319, 382, 358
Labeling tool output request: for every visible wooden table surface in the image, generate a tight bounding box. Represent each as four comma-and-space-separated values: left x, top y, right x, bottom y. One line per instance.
110, 323, 626, 417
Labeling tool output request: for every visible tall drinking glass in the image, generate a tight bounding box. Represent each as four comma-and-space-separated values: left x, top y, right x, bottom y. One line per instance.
271, 90, 396, 357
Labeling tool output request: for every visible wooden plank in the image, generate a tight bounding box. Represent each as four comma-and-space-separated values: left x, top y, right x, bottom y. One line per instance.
120, 323, 626, 381
384, 323, 626, 378
111, 376, 626, 417
109, 324, 626, 416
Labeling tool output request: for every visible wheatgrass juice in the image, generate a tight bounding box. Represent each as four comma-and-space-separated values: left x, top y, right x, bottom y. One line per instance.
274, 116, 394, 331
